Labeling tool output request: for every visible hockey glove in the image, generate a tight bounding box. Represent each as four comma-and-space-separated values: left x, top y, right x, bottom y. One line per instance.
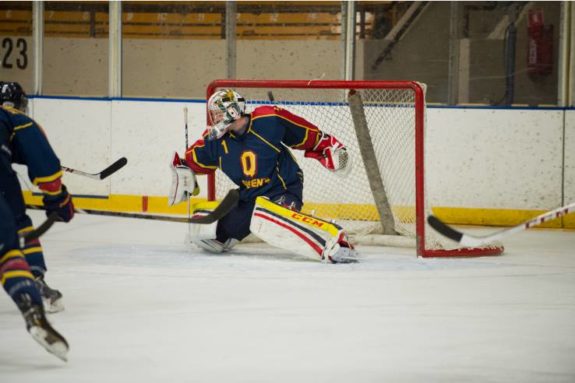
168, 152, 200, 206
42, 184, 75, 222
304, 133, 352, 176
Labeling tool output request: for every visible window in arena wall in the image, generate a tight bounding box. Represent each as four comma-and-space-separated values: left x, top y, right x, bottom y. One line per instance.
450, 1, 560, 106
362, 2, 452, 104
363, 1, 562, 106
42, 1, 109, 96
0, 1, 34, 93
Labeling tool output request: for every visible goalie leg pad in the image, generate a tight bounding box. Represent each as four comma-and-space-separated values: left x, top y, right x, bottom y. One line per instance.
250, 197, 357, 262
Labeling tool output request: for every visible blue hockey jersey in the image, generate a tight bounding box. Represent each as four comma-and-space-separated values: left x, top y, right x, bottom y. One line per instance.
0, 106, 63, 190
185, 105, 323, 203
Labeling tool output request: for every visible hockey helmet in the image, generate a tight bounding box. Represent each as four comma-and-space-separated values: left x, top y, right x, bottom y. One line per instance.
0, 81, 28, 112
207, 89, 246, 139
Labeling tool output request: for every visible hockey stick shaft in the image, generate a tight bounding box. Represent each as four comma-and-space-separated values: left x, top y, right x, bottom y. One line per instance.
62, 157, 128, 180
20, 213, 59, 246
427, 201, 575, 247
184, 107, 189, 151
26, 189, 239, 225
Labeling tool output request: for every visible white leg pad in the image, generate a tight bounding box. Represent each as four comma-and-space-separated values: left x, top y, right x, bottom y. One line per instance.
186, 203, 238, 253
193, 238, 239, 253
250, 197, 353, 262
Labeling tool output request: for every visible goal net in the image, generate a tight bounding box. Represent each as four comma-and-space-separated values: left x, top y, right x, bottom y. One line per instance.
206, 80, 503, 257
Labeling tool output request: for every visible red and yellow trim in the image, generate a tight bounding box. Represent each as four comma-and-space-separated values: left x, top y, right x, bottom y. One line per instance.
33, 170, 63, 187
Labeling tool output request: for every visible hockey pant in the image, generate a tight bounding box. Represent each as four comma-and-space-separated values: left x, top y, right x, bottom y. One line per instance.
0, 169, 47, 277
0, 194, 43, 306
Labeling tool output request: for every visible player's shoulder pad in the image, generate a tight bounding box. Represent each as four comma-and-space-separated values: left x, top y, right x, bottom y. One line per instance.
1, 105, 28, 120
251, 105, 282, 119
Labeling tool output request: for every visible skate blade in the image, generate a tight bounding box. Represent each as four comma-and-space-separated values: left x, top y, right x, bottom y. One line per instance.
325, 256, 359, 264
29, 326, 69, 362
335, 257, 359, 264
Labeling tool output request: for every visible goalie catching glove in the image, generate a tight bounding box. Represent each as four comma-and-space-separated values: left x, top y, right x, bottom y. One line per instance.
168, 152, 200, 206
304, 132, 352, 176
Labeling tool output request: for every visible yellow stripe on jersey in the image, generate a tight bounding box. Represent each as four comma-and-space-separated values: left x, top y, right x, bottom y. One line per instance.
0, 249, 26, 263
249, 130, 281, 153
43, 188, 64, 196
13, 121, 34, 131
1, 270, 35, 285
255, 197, 341, 237
33, 170, 63, 185
18, 226, 34, 235
250, 113, 276, 121
275, 166, 287, 189
252, 112, 318, 149
190, 147, 218, 170
275, 113, 319, 148
22, 246, 42, 255
292, 127, 310, 148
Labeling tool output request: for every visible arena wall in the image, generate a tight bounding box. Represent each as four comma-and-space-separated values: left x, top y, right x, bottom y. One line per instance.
20, 98, 575, 228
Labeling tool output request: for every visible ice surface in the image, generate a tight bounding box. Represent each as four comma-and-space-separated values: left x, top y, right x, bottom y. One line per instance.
1, 211, 574, 382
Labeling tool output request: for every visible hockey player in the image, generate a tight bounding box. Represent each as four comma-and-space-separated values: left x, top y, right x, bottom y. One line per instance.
0, 81, 74, 313
169, 89, 356, 263
0, 81, 72, 360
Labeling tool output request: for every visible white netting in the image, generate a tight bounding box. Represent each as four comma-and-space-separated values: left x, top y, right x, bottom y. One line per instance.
210, 83, 501, 256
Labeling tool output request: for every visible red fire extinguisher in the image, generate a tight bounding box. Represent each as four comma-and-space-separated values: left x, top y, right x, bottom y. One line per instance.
527, 9, 553, 78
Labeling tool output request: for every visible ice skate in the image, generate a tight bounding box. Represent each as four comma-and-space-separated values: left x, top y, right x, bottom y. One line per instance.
17, 295, 69, 362
35, 276, 64, 313
322, 239, 358, 264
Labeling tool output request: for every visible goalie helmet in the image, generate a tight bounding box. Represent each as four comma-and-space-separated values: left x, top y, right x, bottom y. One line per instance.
0, 81, 28, 112
207, 89, 246, 139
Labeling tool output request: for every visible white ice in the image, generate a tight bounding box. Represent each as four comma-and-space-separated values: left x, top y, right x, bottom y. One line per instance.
1, 211, 574, 383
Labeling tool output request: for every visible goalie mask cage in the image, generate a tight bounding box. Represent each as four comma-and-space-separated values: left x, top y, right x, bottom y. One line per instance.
206, 80, 503, 258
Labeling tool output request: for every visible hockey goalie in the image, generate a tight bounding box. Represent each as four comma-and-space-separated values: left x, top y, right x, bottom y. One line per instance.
169, 89, 356, 263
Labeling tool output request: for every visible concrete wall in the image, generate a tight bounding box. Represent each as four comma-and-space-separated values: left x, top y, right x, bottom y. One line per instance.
1, 37, 343, 99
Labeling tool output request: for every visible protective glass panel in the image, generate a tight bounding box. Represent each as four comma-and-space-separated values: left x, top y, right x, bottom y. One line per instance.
464, 2, 561, 106
360, 2, 451, 103
357, 1, 562, 106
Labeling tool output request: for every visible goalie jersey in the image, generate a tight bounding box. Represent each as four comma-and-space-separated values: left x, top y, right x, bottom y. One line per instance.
185, 105, 323, 203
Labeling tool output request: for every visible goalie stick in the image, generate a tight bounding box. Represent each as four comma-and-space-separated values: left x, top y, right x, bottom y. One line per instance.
62, 157, 128, 180
27, 189, 240, 225
427, 201, 575, 247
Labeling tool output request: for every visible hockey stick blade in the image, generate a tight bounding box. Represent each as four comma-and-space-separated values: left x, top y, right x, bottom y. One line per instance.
427, 201, 575, 247
62, 157, 128, 180
427, 215, 463, 243
98, 157, 128, 179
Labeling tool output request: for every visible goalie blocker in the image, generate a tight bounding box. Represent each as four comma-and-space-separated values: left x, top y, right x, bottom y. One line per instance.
188, 197, 357, 263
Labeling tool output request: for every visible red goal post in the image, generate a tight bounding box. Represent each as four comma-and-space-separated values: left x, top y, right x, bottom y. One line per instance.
206, 79, 503, 258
